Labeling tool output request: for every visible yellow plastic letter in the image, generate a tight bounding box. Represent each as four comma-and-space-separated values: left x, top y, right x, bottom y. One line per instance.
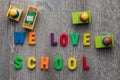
83, 33, 90, 46
68, 57, 77, 70
27, 57, 36, 69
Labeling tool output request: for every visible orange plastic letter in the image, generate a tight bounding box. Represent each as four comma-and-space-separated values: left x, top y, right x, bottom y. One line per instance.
28, 32, 36, 45
40, 57, 49, 70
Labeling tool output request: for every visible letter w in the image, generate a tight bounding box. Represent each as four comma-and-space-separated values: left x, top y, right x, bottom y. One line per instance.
14, 32, 26, 44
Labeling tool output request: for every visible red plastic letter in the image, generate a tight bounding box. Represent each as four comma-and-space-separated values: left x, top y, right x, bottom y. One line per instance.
82, 56, 90, 70
60, 33, 68, 47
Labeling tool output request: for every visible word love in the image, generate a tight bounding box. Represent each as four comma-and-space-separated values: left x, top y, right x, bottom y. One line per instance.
14, 32, 90, 46
51, 32, 90, 46
14, 56, 90, 70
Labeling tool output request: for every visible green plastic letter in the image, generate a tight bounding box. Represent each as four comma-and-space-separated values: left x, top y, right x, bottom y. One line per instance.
54, 57, 63, 70
14, 56, 23, 70
70, 32, 80, 46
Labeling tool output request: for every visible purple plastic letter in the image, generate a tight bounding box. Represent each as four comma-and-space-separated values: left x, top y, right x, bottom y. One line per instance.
50, 33, 58, 46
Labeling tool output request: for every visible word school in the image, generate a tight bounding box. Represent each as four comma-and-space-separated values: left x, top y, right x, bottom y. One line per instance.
14, 56, 90, 70
14, 32, 90, 46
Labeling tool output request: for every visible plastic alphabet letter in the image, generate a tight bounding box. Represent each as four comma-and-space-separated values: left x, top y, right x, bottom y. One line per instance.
27, 57, 36, 69
68, 57, 77, 70
40, 57, 49, 70
14, 56, 23, 69
50, 33, 58, 46
60, 33, 68, 47
83, 33, 90, 46
70, 32, 80, 46
82, 56, 90, 70
28, 32, 36, 45
14, 32, 26, 44
54, 57, 63, 70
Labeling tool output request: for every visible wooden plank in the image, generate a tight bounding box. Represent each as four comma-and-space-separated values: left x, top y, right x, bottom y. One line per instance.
0, 0, 11, 80
85, 0, 120, 80
9, 1, 37, 80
